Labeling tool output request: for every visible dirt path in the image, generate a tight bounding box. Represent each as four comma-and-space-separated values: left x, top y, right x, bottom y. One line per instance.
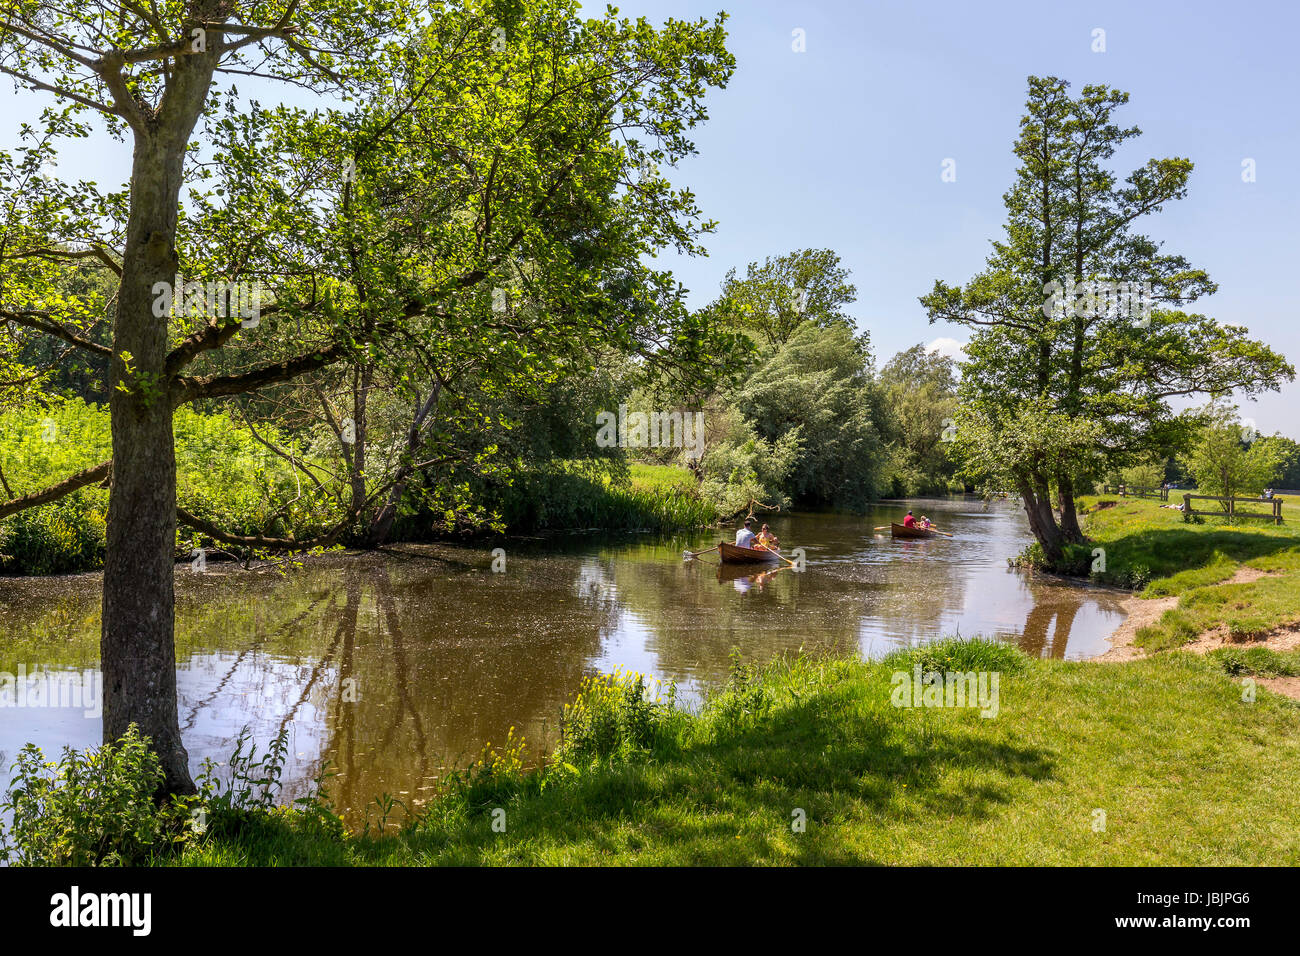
1097, 566, 1300, 698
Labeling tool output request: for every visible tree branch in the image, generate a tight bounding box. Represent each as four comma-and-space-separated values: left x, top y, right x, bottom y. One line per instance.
0, 460, 110, 519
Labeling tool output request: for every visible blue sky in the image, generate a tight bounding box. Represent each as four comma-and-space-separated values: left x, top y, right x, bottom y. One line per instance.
621, 0, 1299, 435
7, 0, 1296, 433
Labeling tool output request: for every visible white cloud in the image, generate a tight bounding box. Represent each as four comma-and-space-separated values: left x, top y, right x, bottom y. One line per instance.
925, 337, 966, 360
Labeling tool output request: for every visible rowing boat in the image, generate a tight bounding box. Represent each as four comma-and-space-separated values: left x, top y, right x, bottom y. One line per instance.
718, 541, 782, 564
890, 523, 939, 539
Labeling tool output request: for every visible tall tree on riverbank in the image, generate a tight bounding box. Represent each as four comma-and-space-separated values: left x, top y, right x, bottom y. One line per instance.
922, 76, 1292, 565
0, 0, 734, 794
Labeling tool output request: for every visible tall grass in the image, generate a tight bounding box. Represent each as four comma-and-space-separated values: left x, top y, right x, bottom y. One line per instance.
497, 462, 715, 533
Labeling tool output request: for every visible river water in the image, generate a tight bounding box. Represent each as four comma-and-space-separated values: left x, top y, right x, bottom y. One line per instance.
0, 497, 1124, 825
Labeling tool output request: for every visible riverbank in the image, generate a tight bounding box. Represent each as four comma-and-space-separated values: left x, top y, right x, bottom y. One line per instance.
1080, 497, 1300, 682
134, 639, 1296, 866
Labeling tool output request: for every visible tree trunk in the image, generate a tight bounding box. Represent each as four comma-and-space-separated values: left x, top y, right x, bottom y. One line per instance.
1057, 470, 1083, 542
364, 385, 441, 547
1018, 473, 1065, 566
101, 39, 220, 795
102, 135, 195, 795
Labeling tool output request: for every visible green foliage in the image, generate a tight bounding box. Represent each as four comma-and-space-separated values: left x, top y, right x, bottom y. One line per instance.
736, 322, 884, 508
0, 491, 106, 574
1208, 646, 1300, 679
715, 248, 857, 349
923, 75, 1293, 559
554, 668, 683, 767
0, 398, 337, 572
883, 636, 1029, 676
697, 405, 798, 516
877, 343, 961, 495
699, 651, 777, 738
195, 727, 344, 843
493, 461, 715, 533
1254, 434, 1300, 489
1181, 401, 1285, 506
1119, 457, 1166, 491
0, 725, 189, 866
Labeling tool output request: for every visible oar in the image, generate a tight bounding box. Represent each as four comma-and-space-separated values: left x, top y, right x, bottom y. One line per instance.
873, 525, 891, 531
926, 528, 954, 537
683, 545, 720, 560
764, 548, 799, 569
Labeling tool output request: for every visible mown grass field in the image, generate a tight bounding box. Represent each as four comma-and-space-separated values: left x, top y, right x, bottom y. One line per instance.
172, 641, 1300, 867
1077, 496, 1300, 651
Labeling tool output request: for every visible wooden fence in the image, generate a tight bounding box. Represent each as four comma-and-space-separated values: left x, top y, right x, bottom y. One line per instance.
1183, 494, 1285, 525
1102, 484, 1169, 501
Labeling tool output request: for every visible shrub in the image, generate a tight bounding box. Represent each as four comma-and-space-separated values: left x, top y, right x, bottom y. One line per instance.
554, 668, 682, 767
195, 727, 344, 841
699, 651, 776, 738
0, 725, 186, 866
0, 491, 107, 575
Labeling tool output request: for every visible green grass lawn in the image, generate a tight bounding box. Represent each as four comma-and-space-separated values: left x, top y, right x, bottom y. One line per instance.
1079, 496, 1300, 651
174, 641, 1300, 867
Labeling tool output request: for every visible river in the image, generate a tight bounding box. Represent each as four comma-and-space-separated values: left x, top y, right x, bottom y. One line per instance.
0, 496, 1124, 826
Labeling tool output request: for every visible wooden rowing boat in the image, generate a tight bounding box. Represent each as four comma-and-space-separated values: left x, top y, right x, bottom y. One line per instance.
890, 523, 939, 539
718, 541, 782, 564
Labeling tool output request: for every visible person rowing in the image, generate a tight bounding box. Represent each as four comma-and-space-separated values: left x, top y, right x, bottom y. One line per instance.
734, 517, 757, 548
754, 523, 780, 550
902, 510, 916, 529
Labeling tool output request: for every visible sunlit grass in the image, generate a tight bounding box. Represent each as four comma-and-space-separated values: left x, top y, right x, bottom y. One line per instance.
1079, 496, 1300, 650
174, 643, 1300, 866
626, 462, 698, 495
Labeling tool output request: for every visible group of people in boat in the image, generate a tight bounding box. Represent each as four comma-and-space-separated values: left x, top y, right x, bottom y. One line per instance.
734, 516, 779, 551
901, 510, 933, 530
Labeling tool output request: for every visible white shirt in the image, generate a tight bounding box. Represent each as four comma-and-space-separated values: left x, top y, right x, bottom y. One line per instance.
735, 528, 756, 547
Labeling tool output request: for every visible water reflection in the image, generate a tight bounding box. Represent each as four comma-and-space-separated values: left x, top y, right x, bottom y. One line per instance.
0, 498, 1125, 824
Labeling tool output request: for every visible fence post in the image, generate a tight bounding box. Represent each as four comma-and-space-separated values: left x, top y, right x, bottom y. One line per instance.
1184, 493, 1192, 520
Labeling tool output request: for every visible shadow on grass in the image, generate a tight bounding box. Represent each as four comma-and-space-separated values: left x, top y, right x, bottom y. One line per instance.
1099, 526, 1299, 576
360, 686, 1059, 866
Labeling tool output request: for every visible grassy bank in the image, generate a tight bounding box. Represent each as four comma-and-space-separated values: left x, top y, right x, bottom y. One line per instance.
173, 643, 1300, 865
11, 638, 1295, 867
1078, 496, 1300, 652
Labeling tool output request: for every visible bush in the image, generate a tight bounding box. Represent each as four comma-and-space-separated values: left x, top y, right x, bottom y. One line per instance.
495, 462, 714, 532
0, 491, 106, 575
700, 652, 777, 738
554, 668, 682, 767
0, 725, 186, 866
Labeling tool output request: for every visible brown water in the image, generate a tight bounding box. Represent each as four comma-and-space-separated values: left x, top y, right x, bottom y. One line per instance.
0, 497, 1124, 825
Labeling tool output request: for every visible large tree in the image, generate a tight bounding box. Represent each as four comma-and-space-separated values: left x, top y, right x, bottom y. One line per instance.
715, 247, 856, 350
923, 76, 1292, 564
0, 0, 733, 793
